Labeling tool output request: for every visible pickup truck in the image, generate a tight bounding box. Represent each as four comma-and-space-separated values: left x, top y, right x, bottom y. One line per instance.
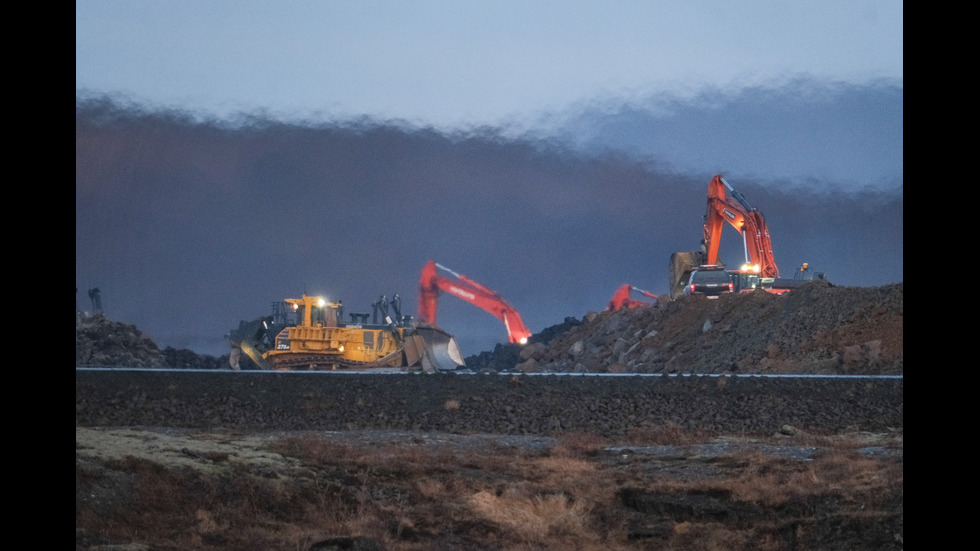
683, 266, 734, 298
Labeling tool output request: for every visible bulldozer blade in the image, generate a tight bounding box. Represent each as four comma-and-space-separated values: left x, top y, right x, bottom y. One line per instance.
406, 326, 466, 372
240, 340, 274, 370
402, 334, 424, 367
229, 346, 242, 370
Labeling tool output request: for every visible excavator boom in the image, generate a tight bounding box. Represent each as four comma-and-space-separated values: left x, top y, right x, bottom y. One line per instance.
668, 175, 782, 299
608, 284, 658, 311
704, 175, 779, 278
419, 260, 532, 345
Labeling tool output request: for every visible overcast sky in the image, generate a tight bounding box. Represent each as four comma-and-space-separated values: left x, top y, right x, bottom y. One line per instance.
77, 1, 901, 127
76, 1, 903, 358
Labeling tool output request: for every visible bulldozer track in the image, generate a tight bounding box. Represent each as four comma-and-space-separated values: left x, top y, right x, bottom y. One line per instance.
267, 351, 407, 372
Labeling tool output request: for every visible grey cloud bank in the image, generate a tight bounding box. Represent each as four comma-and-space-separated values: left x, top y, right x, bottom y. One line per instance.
76, 81, 902, 358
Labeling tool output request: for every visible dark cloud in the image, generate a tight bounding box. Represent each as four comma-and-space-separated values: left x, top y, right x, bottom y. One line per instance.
76, 90, 903, 358
532, 76, 903, 188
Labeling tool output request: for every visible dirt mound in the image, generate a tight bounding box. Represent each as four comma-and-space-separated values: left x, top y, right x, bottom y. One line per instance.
75, 314, 165, 368
75, 314, 227, 370
468, 281, 903, 375
75, 281, 902, 376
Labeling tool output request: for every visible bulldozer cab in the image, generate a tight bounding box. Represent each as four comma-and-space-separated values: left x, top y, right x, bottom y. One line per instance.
286, 295, 342, 328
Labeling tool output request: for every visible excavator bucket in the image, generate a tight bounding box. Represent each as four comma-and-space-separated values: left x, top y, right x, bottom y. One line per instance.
403, 325, 466, 372
668, 251, 701, 300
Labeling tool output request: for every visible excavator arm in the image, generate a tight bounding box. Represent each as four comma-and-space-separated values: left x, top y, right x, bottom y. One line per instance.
419, 260, 532, 345
703, 175, 779, 278
608, 284, 658, 311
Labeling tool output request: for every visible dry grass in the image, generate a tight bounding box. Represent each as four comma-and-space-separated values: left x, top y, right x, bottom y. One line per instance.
466, 488, 596, 545
76, 427, 902, 550
626, 421, 711, 445
640, 444, 903, 508
551, 430, 609, 456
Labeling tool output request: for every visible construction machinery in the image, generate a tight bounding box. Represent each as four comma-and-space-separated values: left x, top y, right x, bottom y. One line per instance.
668, 174, 824, 299
793, 262, 827, 282
418, 260, 532, 345
607, 284, 658, 311
727, 263, 765, 294
726, 261, 828, 294
227, 293, 465, 372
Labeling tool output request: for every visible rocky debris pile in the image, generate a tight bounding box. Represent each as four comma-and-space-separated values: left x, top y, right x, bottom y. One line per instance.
76, 281, 902, 376
75, 369, 903, 437
75, 314, 164, 368
469, 281, 903, 376
75, 314, 226, 370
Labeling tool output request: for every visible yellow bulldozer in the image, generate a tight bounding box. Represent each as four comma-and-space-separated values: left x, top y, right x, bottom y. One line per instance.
227, 293, 465, 372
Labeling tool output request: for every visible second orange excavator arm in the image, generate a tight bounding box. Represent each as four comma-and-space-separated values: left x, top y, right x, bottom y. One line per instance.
607, 284, 658, 311
418, 260, 532, 345
703, 175, 779, 278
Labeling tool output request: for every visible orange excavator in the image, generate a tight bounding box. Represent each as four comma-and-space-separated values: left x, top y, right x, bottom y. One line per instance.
607, 284, 658, 311
668, 174, 781, 299
419, 260, 532, 345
